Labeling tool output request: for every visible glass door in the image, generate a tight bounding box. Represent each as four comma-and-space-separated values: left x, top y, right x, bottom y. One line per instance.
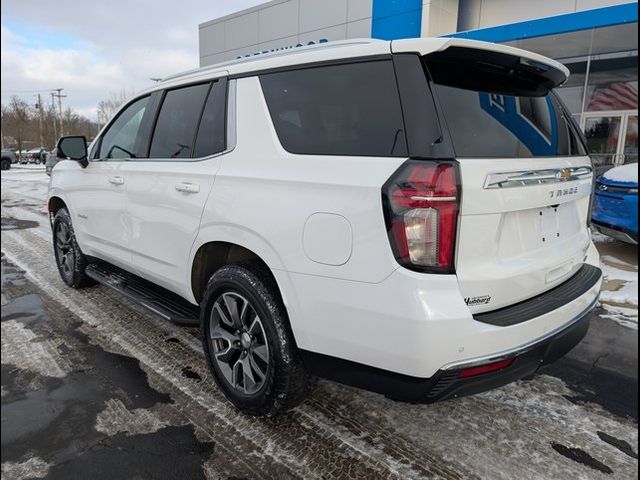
582, 111, 638, 174
623, 114, 638, 165
583, 115, 622, 173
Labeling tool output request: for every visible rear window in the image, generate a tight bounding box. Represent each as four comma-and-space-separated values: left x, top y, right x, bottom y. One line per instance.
260, 60, 407, 157
425, 49, 587, 159
432, 87, 586, 158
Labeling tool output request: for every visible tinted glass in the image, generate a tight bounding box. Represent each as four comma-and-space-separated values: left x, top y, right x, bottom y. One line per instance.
100, 96, 149, 159
260, 61, 407, 157
193, 81, 226, 157
432, 85, 587, 158
150, 83, 210, 159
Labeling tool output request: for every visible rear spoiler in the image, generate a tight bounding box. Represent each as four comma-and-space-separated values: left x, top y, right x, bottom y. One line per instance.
392, 38, 569, 94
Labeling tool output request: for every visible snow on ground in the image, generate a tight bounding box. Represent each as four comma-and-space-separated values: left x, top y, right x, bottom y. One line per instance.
1, 319, 73, 378
1, 168, 50, 207
602, 163, 638, 184
1, 457, 51, 480
10, 163, 46, 170
600, 281, 639, 307
600, 264, 639, 308
602, 264, 638, 282
601, 304, 639, 330
591, 229, 615, 243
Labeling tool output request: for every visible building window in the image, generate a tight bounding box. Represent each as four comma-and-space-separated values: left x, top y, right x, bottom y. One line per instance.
585, 56, 638, 112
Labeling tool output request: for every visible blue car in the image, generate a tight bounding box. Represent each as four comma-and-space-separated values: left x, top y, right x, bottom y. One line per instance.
592, 163, 638, 244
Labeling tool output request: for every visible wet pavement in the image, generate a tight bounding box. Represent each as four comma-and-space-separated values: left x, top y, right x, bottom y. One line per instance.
1, 167, 638, 479
1, 258, 215, 479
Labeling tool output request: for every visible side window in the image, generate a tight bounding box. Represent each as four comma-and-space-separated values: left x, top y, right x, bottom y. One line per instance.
193, 80, 227, 157
99, 96, 149, 159
149, 83, 210, 159
259, 60, 407, 157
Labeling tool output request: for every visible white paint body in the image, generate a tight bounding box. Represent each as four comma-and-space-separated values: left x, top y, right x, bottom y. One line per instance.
49, 38, 600, 379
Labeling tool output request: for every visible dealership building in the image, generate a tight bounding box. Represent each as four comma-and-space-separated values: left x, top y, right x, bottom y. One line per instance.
199, 0, 638, 168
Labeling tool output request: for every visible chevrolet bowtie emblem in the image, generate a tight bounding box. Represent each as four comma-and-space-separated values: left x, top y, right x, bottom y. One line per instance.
558, 169, 572, 181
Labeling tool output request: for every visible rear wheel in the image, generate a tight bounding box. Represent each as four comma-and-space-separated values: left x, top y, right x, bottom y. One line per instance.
201, 264, 314, 416
52, 208, 94, 288
1, 158, 10, 170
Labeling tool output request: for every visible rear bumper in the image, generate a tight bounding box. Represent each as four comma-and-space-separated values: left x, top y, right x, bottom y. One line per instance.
425, 296, 595, 402
301, 297, 595, 403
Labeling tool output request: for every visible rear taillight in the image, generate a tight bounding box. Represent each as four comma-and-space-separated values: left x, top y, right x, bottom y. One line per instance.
382, 160, 460, 273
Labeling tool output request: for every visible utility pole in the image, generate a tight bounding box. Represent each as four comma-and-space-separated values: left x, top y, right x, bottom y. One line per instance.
34, 93, 44, 148
50, 92, 58, 141
52, 88, 66, 137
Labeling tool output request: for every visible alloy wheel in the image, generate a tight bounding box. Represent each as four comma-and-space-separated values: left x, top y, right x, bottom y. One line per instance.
55, 222, 75, 278
208, 292, 270, 395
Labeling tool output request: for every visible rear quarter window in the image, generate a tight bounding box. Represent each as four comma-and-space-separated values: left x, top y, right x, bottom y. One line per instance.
260, 60, 407, 157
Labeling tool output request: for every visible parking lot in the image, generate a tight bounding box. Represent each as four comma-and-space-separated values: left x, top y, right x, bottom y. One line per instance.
1, 166, 638, 479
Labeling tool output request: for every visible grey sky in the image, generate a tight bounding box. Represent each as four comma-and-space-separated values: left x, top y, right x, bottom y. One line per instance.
1, 0, 264, 119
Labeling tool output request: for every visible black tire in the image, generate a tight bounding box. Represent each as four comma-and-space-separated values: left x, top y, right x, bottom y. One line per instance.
0, 159, 10, 170
52, 208, 94, 288
201, 264, 315, 417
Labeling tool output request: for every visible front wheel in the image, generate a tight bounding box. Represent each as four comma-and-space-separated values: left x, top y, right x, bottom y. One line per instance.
52, 208, 94, 288
201, 264, 315, 417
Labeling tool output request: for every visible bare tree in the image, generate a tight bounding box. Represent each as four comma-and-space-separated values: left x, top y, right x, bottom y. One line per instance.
7, 96, 31, 153
97, 89, 134, 126
1, 97, 100, 150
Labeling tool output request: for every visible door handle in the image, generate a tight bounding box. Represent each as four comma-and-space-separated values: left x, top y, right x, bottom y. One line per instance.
175, 182, 200, 193
109, 176, 125, 186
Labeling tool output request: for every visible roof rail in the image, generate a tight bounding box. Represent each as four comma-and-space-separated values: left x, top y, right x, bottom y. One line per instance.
161, 38, 383, 82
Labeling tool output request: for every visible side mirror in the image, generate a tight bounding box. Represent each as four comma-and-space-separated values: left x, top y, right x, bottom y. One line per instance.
57, 136, 88, 168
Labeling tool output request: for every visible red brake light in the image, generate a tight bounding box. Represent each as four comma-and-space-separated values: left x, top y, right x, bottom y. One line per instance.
383, 161, 460, 272
458, 358, 515, 379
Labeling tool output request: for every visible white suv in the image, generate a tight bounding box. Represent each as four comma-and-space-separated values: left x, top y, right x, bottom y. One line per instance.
49, 38, 602, 416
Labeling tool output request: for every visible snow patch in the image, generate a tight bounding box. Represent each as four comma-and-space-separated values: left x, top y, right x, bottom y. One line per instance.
1, 320, 72, 378
600, 281, 639, 307
9, 164, 46, 171
600, 264, 638, 307
601, 264, 638, 282
602, 163, 638, 184
95, 399, 167, 436
1, 457, 51, 480
591, 229, 614, 243
601, 304, 638, 330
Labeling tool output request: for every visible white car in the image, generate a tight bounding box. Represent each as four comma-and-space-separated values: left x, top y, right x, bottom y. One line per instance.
48, 38, 602, 416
